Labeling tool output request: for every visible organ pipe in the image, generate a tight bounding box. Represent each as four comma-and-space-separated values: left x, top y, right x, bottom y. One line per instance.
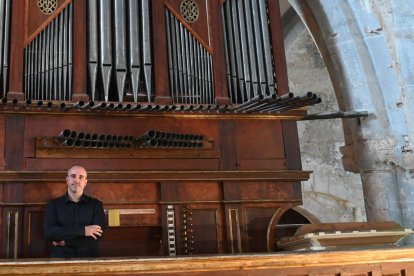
0, 0, 11, 97
222, 0, 277, 103
24, 3, 72, 101
165, 10, 214, 104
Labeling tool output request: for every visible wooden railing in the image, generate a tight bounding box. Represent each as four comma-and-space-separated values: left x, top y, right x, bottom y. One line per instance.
1, 247, 414, 275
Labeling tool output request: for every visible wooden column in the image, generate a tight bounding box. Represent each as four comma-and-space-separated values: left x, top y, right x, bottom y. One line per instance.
2, 115, 25, 258
6, 0, 25, 100
71, 0, 89, 102
267, 1, 302, 171
153, 1, 172, 105
268, 0, 289, 95
219, 120, 241, 253
211, 0, 230, 105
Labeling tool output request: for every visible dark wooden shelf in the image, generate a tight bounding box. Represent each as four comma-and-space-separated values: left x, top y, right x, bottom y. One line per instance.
0, 170, 311, 182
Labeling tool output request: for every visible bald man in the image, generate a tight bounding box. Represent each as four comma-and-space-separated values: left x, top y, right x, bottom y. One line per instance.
43, 165, 105, 258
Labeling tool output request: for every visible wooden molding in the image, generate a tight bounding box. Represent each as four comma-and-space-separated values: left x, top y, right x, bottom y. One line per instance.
0, 170, 311, 182
0, 105, 307, 120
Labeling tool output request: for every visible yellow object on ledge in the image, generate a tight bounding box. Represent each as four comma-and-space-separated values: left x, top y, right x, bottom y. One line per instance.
107, 209, 120, 227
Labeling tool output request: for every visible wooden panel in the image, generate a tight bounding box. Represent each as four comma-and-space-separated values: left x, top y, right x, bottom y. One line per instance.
161, 182, 221, 202
5, 115, 25, 170
224, 182, 302, 201
166, 0, 211, 48
282, 121, 302, 170
238, 159, 286, 170
2, 208, 21, 259
24, 182, 159, 204
99, 226, 162, 257
0, 204, 2, 257
89, 183, 159, 202
24, 182, 66, 203
235, 120, 285, 160
188, 208, 220, 254
23, 209, 50, 258
25, 0, 70, 44
239, 182, 301, 201
21, 207, 161, 258
0, 115, 4, 169
225, 205, 242, 253
219, 120, 238, 170
26, 158, 220, 171
246, 208, 278, 252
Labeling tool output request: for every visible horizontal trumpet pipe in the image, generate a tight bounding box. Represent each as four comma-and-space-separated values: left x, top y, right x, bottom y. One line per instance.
237, 93, 279, 113
91, 102, 107, 110
72, 101, 85, 109
58, 129, 74, 138
230, 94, 264, 111
258, 92, 315, 113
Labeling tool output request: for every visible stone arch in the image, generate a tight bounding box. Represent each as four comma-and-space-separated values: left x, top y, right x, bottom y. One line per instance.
285, 0, 414, 239
292, 206, 321, 224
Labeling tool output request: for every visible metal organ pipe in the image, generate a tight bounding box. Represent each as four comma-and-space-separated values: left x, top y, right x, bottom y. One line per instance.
24, 3, 72, 101
128, 0, 141, 103
0, 0, 5, 96
222, 0, 277, 103
88, 0, 99, 101
166, 11, 176, 103
0, 0, 11, 98
87, 0, 153, 102
99, 0, 112, 102
165, 10, 214, 105
57, 10, 63, 100
61, 8, 67, 99
243, 0, 259, 98
142, 0, 153, 103
114, 0, 127, 102
236, 0, 250, 103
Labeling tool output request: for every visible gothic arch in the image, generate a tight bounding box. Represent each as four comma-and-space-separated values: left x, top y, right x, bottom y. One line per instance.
286, 0, 414, 240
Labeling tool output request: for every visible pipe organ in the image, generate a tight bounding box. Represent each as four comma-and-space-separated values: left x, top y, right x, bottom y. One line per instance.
0, 0, 319, 259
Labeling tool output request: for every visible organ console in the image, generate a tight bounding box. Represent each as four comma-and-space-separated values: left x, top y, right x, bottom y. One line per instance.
0, 0, 319, 260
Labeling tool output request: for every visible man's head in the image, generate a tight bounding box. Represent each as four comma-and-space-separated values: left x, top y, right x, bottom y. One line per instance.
66, 165, 88, 198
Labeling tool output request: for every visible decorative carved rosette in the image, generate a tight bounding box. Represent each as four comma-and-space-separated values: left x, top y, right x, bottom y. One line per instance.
37, 0, 57, 15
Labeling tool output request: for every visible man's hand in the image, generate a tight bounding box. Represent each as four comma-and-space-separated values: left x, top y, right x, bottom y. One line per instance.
53, 240, 65, 246
85, 225, 103, 240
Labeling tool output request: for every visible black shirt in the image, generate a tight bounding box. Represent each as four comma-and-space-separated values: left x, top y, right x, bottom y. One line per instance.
43, 193, 106, 258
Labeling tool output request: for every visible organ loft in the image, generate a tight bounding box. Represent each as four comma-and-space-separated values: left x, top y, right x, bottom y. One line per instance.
0, 0, 413, 275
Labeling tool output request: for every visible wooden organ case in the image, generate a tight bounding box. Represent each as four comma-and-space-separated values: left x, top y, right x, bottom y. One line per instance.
0, 0, 320, 258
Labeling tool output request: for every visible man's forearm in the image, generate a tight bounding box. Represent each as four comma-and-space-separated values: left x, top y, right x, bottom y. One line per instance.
44, 225, 84, 241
